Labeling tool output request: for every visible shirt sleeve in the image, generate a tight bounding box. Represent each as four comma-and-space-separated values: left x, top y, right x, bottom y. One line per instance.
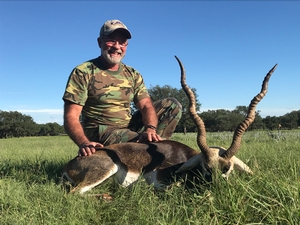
125, 66, 150, 104
62, 67, 89, 106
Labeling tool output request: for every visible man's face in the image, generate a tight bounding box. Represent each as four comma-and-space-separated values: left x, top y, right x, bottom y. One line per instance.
99, 30, 128, 65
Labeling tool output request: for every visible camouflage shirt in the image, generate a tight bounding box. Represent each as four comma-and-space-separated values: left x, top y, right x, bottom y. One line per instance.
62, 57, 150, 129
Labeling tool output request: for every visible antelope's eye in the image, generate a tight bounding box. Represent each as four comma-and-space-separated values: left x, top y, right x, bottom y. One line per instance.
222, 162, 231, 174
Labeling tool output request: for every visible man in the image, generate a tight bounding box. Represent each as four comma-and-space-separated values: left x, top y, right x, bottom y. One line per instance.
62, 19, 182, 156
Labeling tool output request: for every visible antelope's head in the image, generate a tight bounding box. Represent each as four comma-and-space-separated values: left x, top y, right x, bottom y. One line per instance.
174, 56, 277, 180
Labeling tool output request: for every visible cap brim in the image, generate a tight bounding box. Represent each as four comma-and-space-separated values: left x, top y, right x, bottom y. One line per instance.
116, 28, 132, 39
104, 28, 131, 39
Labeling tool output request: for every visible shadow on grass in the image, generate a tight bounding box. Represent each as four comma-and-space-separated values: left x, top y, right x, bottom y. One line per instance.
0, 158, 66, 185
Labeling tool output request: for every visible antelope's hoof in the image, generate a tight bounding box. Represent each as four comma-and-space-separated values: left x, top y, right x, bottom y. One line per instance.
91, 193, 113, 202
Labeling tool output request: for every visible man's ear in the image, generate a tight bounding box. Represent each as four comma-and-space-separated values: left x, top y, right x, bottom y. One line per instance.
97, 37, 102, 48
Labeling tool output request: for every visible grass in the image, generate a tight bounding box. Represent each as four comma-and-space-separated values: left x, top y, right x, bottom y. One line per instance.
0, 131, 299, 225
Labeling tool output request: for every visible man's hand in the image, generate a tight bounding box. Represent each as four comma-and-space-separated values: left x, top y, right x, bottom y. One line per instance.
78, 142, 104, 156
138, 128, 162, 143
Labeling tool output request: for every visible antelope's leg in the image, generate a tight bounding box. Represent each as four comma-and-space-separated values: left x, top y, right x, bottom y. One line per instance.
62, 151, 118, 194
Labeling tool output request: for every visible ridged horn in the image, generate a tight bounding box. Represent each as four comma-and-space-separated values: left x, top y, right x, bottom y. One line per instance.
174, 55, 214, 161
223, 64, 278, 159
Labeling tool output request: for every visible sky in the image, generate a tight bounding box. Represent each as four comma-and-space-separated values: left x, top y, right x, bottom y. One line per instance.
0, 1, 299, 125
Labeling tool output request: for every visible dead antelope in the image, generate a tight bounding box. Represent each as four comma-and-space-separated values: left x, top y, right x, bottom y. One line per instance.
62, 56, 277, 194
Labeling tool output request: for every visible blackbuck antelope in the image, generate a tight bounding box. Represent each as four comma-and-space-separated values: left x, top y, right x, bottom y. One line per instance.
62, 56, 277, 194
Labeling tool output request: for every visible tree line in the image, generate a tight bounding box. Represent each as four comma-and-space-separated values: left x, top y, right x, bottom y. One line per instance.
1, 85, 299, 138
0, 110, 64, 138
148, 85, 300, 133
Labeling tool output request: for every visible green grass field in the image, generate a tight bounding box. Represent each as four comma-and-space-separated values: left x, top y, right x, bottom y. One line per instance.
0, 131, 299, 225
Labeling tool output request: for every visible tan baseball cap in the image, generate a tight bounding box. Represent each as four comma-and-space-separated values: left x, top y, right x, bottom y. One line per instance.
100, 20, 132, 39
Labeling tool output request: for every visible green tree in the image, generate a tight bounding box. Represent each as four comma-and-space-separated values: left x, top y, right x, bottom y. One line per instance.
200, 110, 218, 132
38, 124, 53, 136
38, 123, 65, 136
232, 106, 265, 130
262, 116, 280, 130
233, 106, 248, 117
47, 122, 65, 135
0, 110, 38, 138
280, 111, 299, 129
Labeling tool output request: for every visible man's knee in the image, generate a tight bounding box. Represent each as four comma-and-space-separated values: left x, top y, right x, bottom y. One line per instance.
163, 97, 182, 121
157, 97, 182, 110
154, 97, 182, 139
167, 97, 182, 109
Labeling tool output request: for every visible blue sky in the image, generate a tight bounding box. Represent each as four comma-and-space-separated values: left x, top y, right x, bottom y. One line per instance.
0, 1, 299, 125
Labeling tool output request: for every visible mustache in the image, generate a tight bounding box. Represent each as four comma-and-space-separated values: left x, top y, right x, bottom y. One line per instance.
108, 49, 122, 54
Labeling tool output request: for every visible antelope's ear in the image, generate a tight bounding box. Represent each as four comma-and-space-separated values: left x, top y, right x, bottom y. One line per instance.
233, 156, 253, 174
175, 154, 202, 173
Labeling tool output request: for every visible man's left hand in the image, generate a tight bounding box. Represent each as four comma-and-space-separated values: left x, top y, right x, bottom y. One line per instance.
138, 129, 162, 142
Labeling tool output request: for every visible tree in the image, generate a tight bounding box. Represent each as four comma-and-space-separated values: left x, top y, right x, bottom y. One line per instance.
231, 106, 265, 130
0, 110, 66, 138
37, 123, 64, 136
262, 116, 280, 130
280, 111, 299, 129
200, 110, 218, 132
232, 106, 248, 117
0, 110, 38, 138
38, 124, 53, 136
47, 122, 65, 135
201, 109, 236, 132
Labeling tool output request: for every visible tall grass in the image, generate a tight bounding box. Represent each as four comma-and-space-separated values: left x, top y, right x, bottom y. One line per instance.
0, 131, 299, 225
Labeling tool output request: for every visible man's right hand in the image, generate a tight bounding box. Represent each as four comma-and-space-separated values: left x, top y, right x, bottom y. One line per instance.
78, 142, 104, 156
